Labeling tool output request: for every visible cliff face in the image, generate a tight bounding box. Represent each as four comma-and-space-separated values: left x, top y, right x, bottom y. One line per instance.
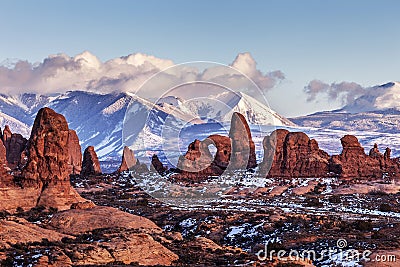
67, 130, 82, 175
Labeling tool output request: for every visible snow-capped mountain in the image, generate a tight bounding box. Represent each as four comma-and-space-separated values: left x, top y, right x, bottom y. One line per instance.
290, 82, 400, 157
342, 81, 400, 113
156, 91, 295, 126
292, 82, 400, 133
0, 90, 294, 171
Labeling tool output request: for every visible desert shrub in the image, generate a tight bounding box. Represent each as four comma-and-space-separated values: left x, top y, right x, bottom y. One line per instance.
379, 203, 392, 212
353, 220, 372, 231
49, 207, 58, 213
16, 207, 24, 214
305, 197, 323, 207
136, 198, 148, 206
276, 263, 304, 267
0, 210, 10, 219
371, 231, 385, 239
328, 195, 341, 203
368, 190, 387, 196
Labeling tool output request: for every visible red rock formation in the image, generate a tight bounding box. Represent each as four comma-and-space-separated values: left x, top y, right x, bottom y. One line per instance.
263, 130, 330, 178
117, 146, 137, 173
259, 129, 289, 176
228, 112, 257, 169
151, 154, 167, 175
22, 108, 71, 182
177, 139, 213, 173
1, 125, 27, 169
81, 146, 102, 176
67, 130, 82, 175
204, 135, 231, 170
330, 135, 400, 180
175, 134, 232, 180
0, 138, 12, 185
0, 107, 86, 211
174, 113, 258, 180
369, 143, 382, 158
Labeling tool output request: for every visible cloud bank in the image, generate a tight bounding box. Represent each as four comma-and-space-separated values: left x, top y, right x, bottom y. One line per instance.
304, 79, 366, 105
0, 51, 284, 97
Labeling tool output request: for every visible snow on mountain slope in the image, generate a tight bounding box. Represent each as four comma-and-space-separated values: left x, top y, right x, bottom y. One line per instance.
0, 90, 295, 172
343, 81, 400, 113
291, 82, 400, 157
292, 82, 400, 134
159, 91, 296, 126
291, 109, 400, 133
0, 111, 30, 137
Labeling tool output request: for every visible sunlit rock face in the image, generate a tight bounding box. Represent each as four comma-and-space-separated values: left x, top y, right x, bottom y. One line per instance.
0, 107, 85, 212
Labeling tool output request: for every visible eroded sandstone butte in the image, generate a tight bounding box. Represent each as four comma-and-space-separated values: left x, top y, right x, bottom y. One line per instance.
261, 130, 400, 180
81, 146, 102, 176
67, 129, 82, 175
117, 146, 137, 173
0, 107, 85, 212
329, 135, 400, 180
229, 112, 257, 169
261, 129, 330, 178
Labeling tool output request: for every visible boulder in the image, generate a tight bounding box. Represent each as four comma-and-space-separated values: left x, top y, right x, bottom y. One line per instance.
81, 146, 102, 176
228, 112, 257, 169
67, 130, 82, 175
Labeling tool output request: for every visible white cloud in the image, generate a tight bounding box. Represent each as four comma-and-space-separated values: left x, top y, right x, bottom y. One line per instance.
0, 51, 284, 96
304, 79, 366, 105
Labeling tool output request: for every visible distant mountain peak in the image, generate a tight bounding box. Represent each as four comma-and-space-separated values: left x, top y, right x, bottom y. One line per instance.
342, 81, 400, 113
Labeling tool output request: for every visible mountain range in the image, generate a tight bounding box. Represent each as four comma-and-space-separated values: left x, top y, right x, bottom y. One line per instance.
2, 81, 400, 171
0, 90, 294, 171
291, 82, 400, 133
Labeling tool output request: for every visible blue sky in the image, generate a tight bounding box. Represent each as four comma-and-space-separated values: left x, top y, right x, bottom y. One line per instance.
0, 0, 399, 116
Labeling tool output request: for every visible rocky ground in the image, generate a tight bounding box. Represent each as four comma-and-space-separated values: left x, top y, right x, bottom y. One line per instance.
72, 173, 400, 266
1, 171, 400, 266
